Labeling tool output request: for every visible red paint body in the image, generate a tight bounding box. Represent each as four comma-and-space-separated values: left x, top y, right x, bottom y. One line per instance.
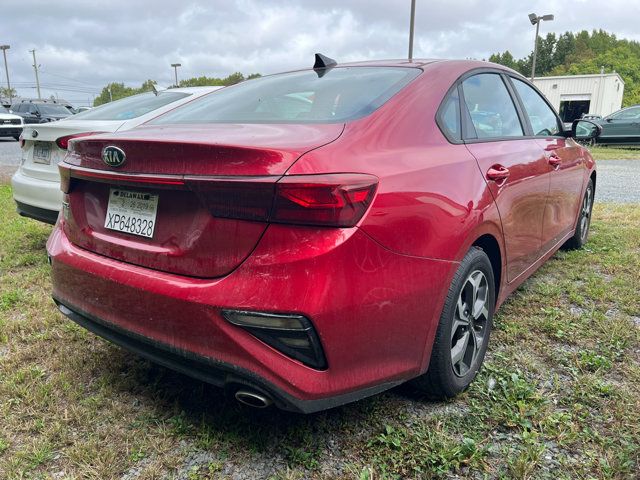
47, 60, 596, 412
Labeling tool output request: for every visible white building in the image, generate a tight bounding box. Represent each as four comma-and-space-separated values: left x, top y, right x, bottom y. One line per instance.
533, 73, 624, 122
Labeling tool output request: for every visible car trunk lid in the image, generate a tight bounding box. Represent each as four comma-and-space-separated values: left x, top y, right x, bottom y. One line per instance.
20, 121, 125, 182
61, 123, 344, 278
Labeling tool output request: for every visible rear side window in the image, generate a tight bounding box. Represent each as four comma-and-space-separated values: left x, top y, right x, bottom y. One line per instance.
438, 88, 461, 142
461, 73, 523, 139
512, 78, 560, 136
73, 91, 190, 121
152, 67, 421, 125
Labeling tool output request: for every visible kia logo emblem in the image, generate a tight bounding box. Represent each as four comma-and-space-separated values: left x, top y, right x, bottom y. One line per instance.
102, 146, 126, 168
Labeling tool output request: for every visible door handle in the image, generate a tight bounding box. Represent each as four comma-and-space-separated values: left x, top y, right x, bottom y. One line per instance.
486, 165, 510, 183
547, 152, 562, 168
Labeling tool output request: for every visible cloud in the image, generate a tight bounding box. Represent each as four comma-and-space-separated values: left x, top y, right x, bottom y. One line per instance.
3, 0, 640, 104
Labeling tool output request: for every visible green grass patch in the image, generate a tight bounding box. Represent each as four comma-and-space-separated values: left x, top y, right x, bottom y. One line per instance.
589, 145, 640, 160
0, 184, 638, 478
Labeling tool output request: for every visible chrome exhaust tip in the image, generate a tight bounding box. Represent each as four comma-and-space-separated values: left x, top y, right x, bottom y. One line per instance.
234, 389, 273, 409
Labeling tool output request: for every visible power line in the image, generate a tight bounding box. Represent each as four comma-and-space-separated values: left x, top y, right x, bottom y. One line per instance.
38, 69, 101, 87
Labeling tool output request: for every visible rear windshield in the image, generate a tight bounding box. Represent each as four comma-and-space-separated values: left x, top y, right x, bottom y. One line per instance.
72, 91, 190, 121
151, 67, 420, 125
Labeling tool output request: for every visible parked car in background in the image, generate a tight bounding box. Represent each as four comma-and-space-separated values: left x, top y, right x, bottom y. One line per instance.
12, 86, 221, 223
593, 105, 640, 145
48, 58, 601, 413
0, 106, 23, 140
10, 99, 73, 124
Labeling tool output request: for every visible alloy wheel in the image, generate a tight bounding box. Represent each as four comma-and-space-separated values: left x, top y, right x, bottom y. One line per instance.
451, 270, 489, 377
580, 184, 593, 243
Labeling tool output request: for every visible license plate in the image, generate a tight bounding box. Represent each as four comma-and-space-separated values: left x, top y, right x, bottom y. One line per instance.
104, 188, 159, 238
33, 142, 51, 164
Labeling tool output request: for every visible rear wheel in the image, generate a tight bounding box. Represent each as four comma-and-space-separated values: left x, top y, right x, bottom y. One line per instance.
562, 179, 594, 250
411, 247, 495, 399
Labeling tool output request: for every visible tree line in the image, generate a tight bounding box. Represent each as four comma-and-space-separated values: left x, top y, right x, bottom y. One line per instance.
489, 29, 640, 106
93, 71, 261, 106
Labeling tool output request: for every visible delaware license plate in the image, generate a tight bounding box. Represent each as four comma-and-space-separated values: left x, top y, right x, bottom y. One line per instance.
33, 142, 51, 164
104, 188, 159, 238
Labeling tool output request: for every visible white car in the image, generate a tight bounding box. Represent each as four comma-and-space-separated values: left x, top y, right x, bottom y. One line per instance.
12, 87, 221, 223
0, 106, 23, 140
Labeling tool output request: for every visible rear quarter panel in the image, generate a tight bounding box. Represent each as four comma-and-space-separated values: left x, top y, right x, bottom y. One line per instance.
287, 61, 505, 265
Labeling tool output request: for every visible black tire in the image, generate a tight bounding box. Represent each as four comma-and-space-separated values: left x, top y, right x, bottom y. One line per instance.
562, 179, 594, 250
410, 247, 495, 399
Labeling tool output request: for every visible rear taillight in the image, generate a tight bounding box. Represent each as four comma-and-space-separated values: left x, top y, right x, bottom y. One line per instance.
189, 173, 377, 227
56, 132, 105, 150
272, 174, 378, 227
60, 167, 378, 228
185, 176, 277, 222
19, 134, 24, 148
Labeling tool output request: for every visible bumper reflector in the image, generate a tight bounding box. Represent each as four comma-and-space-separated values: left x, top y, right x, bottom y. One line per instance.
222, 310, 327, 370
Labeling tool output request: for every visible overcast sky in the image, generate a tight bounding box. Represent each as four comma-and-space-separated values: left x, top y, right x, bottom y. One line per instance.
3, 0, 640, 105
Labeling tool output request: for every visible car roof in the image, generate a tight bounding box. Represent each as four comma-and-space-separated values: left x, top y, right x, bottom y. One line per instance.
271, 58, 520, 78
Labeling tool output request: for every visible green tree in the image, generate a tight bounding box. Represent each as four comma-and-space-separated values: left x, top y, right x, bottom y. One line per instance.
490, 29, 640, 106
0, 86, 17, 100
94, 82, 138, 106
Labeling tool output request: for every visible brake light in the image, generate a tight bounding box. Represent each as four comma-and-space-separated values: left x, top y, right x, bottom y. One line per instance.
185, 176, 277, 222
59, 168, 378, 228
273, 174, 378, 227
56, 132, 105, 150
189, 173, 378, 227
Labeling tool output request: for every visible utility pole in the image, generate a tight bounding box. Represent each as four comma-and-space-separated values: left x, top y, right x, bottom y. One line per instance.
408, 0, 416, 61
171, 63, 181, 87
30, 49, 41, 99
0, 45, 12, 103
528, 13, 554, 81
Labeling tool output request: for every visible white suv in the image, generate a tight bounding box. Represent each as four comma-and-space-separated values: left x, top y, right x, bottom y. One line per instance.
0, 106, 23, 140
12, 87, 221, 223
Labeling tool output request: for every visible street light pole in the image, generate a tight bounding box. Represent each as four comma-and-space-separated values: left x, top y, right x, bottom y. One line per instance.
529, 13, 554, 81
29, 49, 42, 99
0, 45, 12, 103
408, 0, 416, 61
171, 63, 181, 87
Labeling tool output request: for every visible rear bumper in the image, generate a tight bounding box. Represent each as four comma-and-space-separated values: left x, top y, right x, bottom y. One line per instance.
47, 222, 455, 411
11, 169, 62, 220
54, 300, 401, 413
15, 201, 59, 224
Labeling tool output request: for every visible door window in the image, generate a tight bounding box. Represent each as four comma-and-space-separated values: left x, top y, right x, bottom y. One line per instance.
512, 78, 561, 136
461, 74, 523, 139
609, 107, 640, 120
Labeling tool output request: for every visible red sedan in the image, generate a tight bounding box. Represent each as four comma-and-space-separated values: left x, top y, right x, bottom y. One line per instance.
47, 58, 600, 412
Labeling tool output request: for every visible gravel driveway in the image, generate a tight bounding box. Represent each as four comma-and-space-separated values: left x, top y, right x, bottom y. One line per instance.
0, 139, 638, 202
0, 138, 21, 182
593, 160, 640, 203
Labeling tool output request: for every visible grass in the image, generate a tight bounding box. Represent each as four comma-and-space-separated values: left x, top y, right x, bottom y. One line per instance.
0, 183, 639, 479
588, 145, 640, 160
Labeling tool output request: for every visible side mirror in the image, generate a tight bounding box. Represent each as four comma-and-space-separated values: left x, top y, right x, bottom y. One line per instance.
571, 119, 602, 141
606, 118, 613, 123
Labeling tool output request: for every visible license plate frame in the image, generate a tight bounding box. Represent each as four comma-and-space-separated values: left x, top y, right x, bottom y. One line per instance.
33, 142, 51, 165
104, 188, 159, 238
